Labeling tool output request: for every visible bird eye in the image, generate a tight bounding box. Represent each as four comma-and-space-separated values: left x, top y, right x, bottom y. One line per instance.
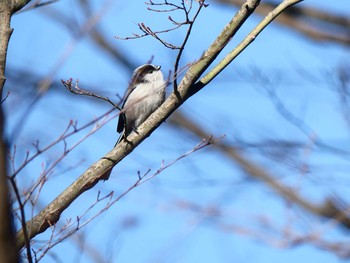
149, 70, 154, 74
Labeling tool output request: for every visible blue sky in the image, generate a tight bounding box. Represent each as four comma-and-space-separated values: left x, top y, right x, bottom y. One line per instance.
5, 0, 350, 262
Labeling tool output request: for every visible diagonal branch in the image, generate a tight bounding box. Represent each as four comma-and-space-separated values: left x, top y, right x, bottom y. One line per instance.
16, 0, 302, 250
178, 0, 261, 96
200, 0, 303, 86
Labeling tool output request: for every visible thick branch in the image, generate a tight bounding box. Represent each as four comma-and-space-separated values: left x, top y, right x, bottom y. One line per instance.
16, 0, 303, 249
0, 97, 17, 262
0, 2, 13, 100
0, 3, 16, 263
12, 0, 31, 13
0, 108, 17, 263
0, 1, 31, 262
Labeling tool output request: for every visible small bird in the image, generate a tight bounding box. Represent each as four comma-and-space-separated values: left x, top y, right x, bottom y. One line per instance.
115, 64, 166, 145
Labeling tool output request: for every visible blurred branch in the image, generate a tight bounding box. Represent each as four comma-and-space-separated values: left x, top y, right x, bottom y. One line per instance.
337, 66, 350, 130
78, 0, 136, 71
20, 0, 136, 76
217, 0, 350, 46
256, 73, 350, 159
8, 0, 113, 147
169, 111, 350, 230
38, 0, 113, 94
0, 1, 31, 262
172, 199, 350, 259
15, 0, 59, 14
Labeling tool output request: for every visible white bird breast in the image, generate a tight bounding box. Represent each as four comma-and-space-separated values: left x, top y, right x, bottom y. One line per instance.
123, 70, 166, 127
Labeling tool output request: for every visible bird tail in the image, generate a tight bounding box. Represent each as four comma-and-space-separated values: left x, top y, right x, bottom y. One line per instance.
114, 129, 125, 147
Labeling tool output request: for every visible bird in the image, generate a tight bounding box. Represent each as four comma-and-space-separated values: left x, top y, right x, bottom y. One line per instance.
115, 64, 166, 146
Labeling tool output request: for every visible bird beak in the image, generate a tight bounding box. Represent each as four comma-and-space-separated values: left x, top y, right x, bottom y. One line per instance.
156, 65, 161, 70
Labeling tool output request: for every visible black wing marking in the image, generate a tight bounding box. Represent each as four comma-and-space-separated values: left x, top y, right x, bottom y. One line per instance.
117, 80, 138, 134
117, 111, 126, 133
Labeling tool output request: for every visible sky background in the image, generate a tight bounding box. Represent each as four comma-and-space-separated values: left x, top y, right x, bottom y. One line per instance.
4, 0, 350, 262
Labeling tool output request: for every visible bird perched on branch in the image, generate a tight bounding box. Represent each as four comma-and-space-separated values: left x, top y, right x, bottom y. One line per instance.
115, 64, 166, 145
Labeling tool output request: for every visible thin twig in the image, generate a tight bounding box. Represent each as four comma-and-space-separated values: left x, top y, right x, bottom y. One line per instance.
28, 137, 217, 258
200, 0, 304, 86
61, 79, 120, 109
9, 107, 117, 179
174, 0, 207, 92
138, 23, 181, 49
115, 0, 207, 51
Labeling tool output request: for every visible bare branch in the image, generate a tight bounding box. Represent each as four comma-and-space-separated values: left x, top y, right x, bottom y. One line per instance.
24, 137, 215, 258
61, 78, 120, 109
138, 23, 181, 49
10, 108, 116, 179
137, 136, 221, 186
115, 0, 208, 50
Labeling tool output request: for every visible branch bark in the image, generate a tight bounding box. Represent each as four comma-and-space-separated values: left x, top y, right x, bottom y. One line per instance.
0, 2, 13, 101
0, 1, 31, 262
0, 105, 17, 263
0, 2, 17, 262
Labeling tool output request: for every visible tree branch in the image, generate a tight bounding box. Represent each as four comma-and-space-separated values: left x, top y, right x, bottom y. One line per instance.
178, 0, 260, 98
0, 1, 31, 262
200, 0, 303, 86
16, 0, 304, 250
